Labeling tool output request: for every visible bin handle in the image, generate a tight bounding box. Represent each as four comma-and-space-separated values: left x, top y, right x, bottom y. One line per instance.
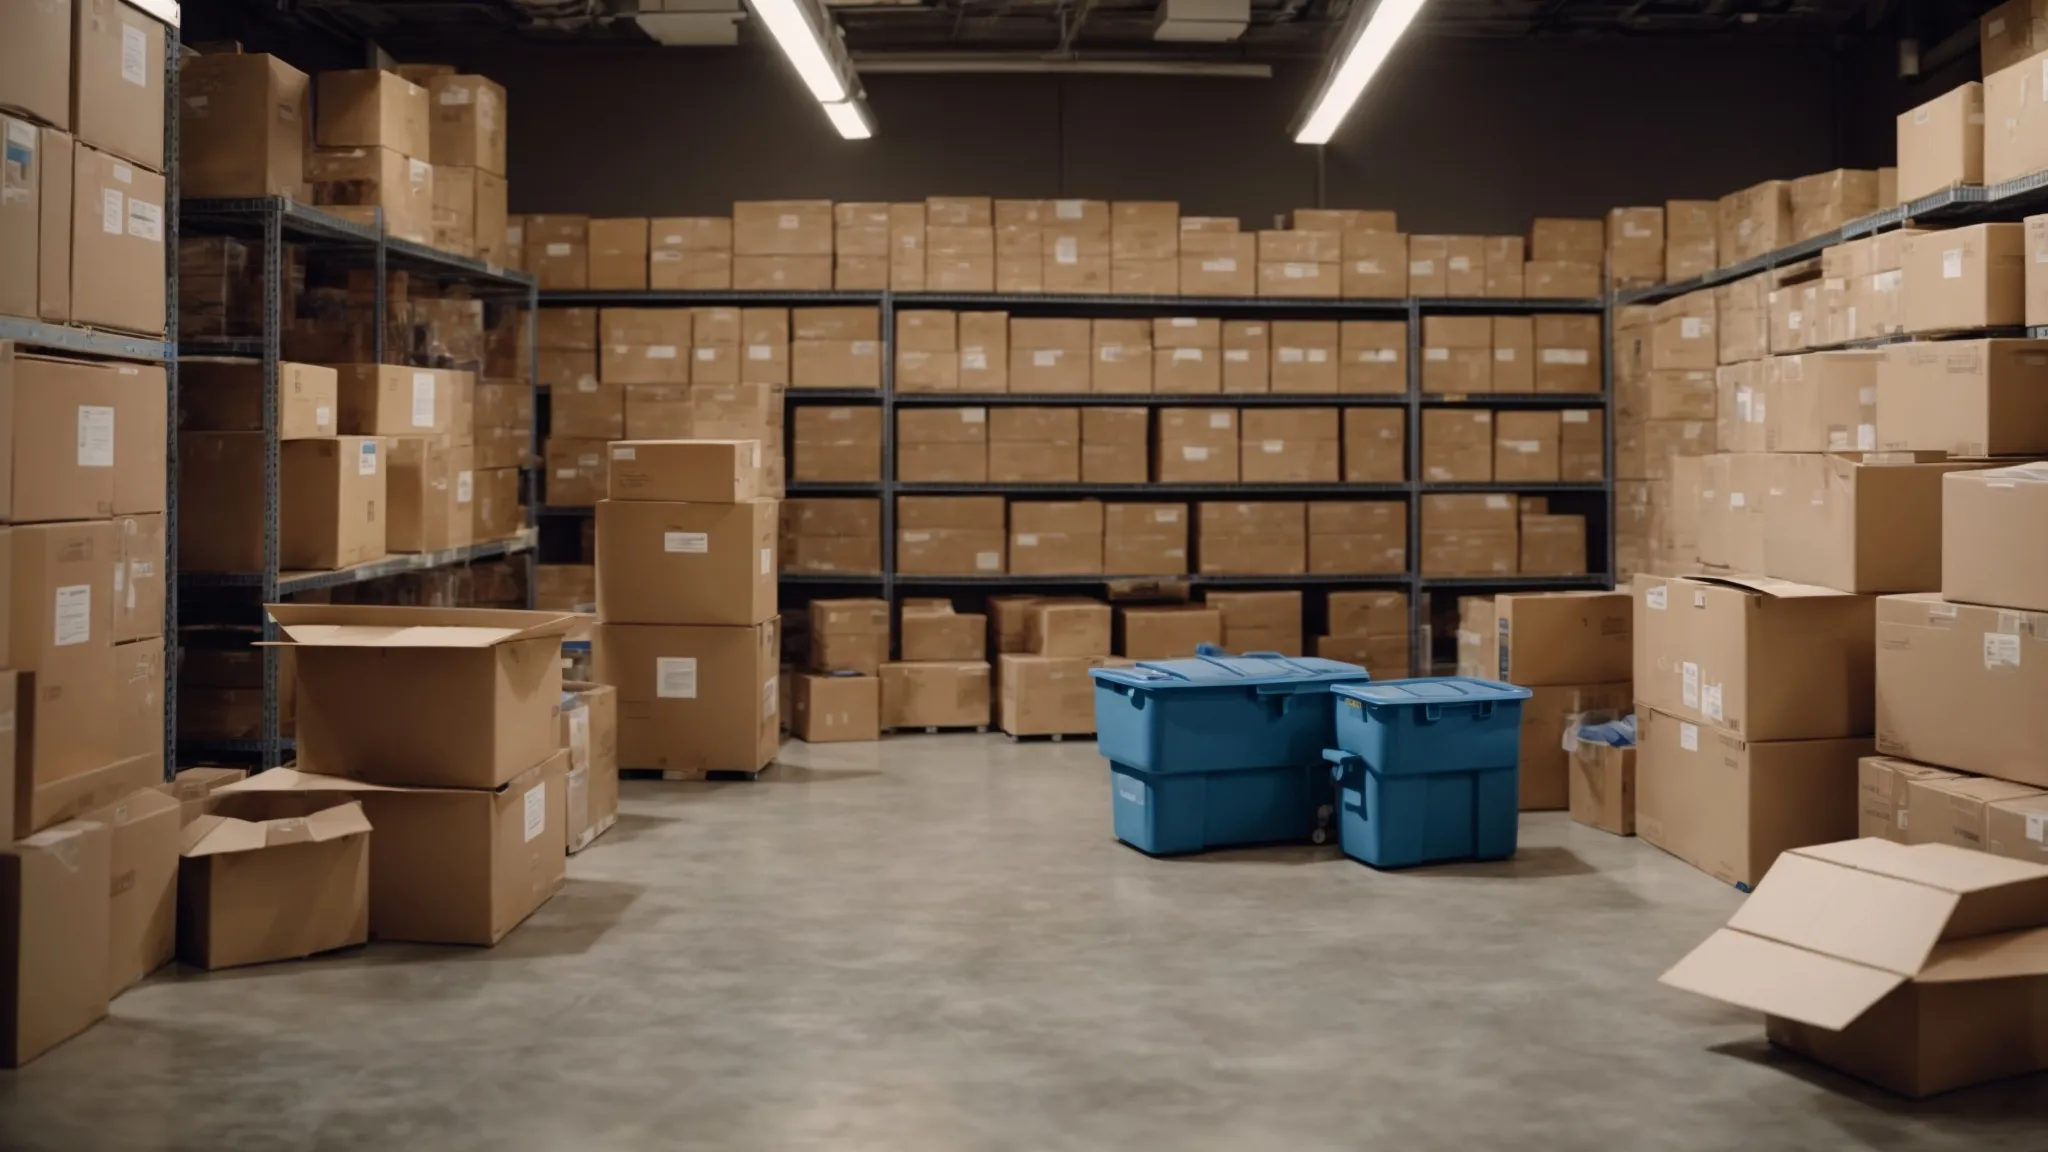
1323, 750, 1366, 822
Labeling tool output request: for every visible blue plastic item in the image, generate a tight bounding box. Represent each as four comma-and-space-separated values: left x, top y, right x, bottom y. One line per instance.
1090, 646, 1371, 775
1109, 761, 1334, 856
1325, 678, 1531, 869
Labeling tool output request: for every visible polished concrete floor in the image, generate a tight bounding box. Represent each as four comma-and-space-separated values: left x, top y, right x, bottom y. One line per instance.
3, 734, 2046, 1151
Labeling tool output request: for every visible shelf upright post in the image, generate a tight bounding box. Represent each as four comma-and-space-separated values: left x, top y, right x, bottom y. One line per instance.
524, 278, 540, 607
1601, 286, 1616, 590
880, 289, 898, 636
1404, 297, 1425, 676
161, 18, 181, 775
259, 204, 285, 770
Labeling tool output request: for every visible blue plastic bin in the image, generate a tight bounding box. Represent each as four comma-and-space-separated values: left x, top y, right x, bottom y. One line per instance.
1109, 761, 1333, 856
1090, 649, 1371, 774
1325, 678, 1531, 868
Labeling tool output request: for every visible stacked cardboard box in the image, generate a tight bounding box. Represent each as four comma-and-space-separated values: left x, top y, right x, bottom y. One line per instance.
310, 70, 435, 245
781, 498, 881, 574
899, 495, 1005, 576
1116, 604, 1222, 659
592, 440, 781, 775
794, 599, 885, 742
1105, 502, 1188, 574
587, 218, 648, 290
997, 600, 1111, 736
1606, 207, 1664, 288
1491, 593, 1632, 812
1010, 500, 1103, 575
1420, 493, 1517, 576
1527, 218, 1603, 298
734, 200, 832, 290
1315, 590, 1409, 679
1198, 502, 1304, 574
1181, 217, 1255, 295
1204, 590, 1302, 655
928, 196, 995, 291
991, 408, 1080, 482
651, 217, 732, 290
834, 202, 890, 290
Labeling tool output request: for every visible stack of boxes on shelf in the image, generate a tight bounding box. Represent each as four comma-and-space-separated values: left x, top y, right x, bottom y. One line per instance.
592, 440, 781, 777
795, 598, 887, 742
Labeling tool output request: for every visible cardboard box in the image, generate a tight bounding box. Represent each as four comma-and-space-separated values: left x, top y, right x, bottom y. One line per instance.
1421, 316, 1490, 394
1664, 199, 1716, 280
989, 407, 1080, 483
219, 756, 567, 946
1987, 791, 2048, 862
0, 119, 64, 325
1569, 741, 1636, 834
1875, 338, 2048, 456
1943, 463, 2048, 610
1406, 235, 1447, 295
1520, 513, 1586, 575
0, 346, 117, 522
1343, 408, 1404, 483
880, 661, 991, 730
272, 604, 576, 789
0, 819, 110, 1067
1903, 773, 2045, 850
471, 465, 523, 541
536, 563, 595, 612
1240, 408, 1338, 482
1023, 600, 1110, 657
1009, 319, 1091, 393
1315, 632, 1409, 678
1495, 591, 1632, 686
1157, 407, 1238, 482
1559, 409, 1602, 480
1859, 755, 1961, 841
987, 596, 1041, 655
335, 364, 453, 436
179, 359, 337, 440
1082, 406, 1148, 484
605, 439, 760, 504
1487, 316, 1533, 393
595, 498, 776, 627
1117, 606, 1221, 659
1633, 574, 1874, 740
1494, 411, 1560, 482
781, 497, 881, 575
1902, 223, 2025, 333
1328, 589, 1407, 639
175, 792, 370, 970
1104, 502, 1188, 574
1524, 261, 1600, 299
1270, 321, 1339, 394
1222, 321, 1271, 394
1181, 234, 1255, 296
1898, 83, 1986, 203
998, 655, 1102, 737
1153, 339, 1221, 396
178, 53, 308, 198
792, 674, 880, 743
1484, 236, 1525, 297
113, 513, 164, 643
73, 0, 165, 169
1308, 500, 1405, 575
958, 311, 1008, 393
1199, 500, 1306, 575
1421, 493, 1517, 576
70, 145, 165, 335
809, 598, 889, 675
793, 406, 882, 483
733, 200, 831, 256
428, 74, 505, 175
1607, 207, 1665, 287
1762, 452, 1972, 594
559, 681, 618, 853
587, 217, 650, 291
1661, 837, 2048, 1097
107, 361, 161, 517
1422, 408, 1494, 482
1520, 682, 1631, 810
1635, 706, 1867, 886
1983, 0, 2048, 72
897, 408, 988, 483
1204, 590, 1302, 656
315, 68, 427, 158
1987, 48, 2048, 185
594, 620, 779, 773
900, 602, 986, 662
1010, 501, 1103, 576
308, 145, 433, 244
897, 495, 1004, 576
89, 786, 176, 997
1534, 314, 1600, 393
1, 0, 71, 130
1875, 593, 2048, 786
1338, 320, 1403, 394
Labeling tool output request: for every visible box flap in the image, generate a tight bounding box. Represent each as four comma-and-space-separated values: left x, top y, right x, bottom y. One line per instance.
265, 603, 584, 648
1960, 461, 2048, 484
1919, 927, 2048, 983
1660, 929, 1906, 1030
1727, 849, 1959, 976
1792, 838, 2048, 895
180, 798, 372, 857
217, 766, 398, 795
180, 813, 268, 856
1688, 574, 1855, 600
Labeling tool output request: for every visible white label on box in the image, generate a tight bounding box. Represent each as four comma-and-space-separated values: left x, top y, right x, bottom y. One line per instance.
764, 676, 778, 717
778, 213, 800, 229
647, 345, 679, 360
1680, 317, 1703, 339
962, 351, 988, 371
1055, 200, 1084, 220
1646, 586, 1667, 610
612, 446, 636, 460
1682, 661, 1699, 707
102, 189, 123, 234
1182, 445, 1209, 461
1562, 410, 1591, 424
1986, 632, 2022, 668
1730, 492, 1745, 509
1261, 439, 1284, 454
1679, 722, 1699, 752
1495, 348, 1515, 362
1016, 533, 1039, 547
127, 199, 162, 241
665, 531, 709, 554
975, 551, 1000, 571
1278, 347, 1305, 363
1410, 260, 1436, 276
1171, 318, 1198, 329
657, 657, 698, 699
827, 408, 852, 421
1484, 495, 1511, 510
1425, 347, 1449, 362
5, 120, 31, 150
1202, 258, 1237, 273
1033, 349, 1060, 367
1702, 682, 1723, 721
1735, 386, 1753, 421
956, 408, 986, 424
1355, 260, 1381, 274
1099, 347, 1122, 363
1208, 412, 1232, 429
1173, 348, 1203, 362
745, 343, 775, 362
54, 585, 90, 646
412, 373, 437, 427
1225, 349, 1250, 363
760, 547, 773, 575
1942, 248, 1963, 279
1449, 256, 1472, 272
440, 85, 473, 106
1283, 263, 1312, 279
1055, 237, 1079, 264
1153, 507, 1181, 523
2028, 813, 2048, 843
543, 242, 574, 258
1858, 424, 1876, 450
1510, 440, 1539, 454
1693, 590, 1707, 609
853, 340, 878, 355
522, 783, 547, 842
457, 471, 474, 503
1544, 349, 1591, 365
1374, 349, 1399, 363
695, 347, 718, 362
578, 379, 599, 393
1307, 349, 1327, 363
359, 442, 379, 475
1991, 15, 2007, 33
76, 406, 114, 467
121, 24, 147, 85
408, 158, 430, 185
903, 531, 931, 544
1788, 310, 1802, 330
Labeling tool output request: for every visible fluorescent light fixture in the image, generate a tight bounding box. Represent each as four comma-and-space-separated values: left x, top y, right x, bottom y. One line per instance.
1293, 0, 1428, 145
745, 0, 848, 103
822, 99, 873, 140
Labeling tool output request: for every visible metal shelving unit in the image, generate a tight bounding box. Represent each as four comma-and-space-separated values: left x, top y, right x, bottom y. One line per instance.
179, 198, 540, 768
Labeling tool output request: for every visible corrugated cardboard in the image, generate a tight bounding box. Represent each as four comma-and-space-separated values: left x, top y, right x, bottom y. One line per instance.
594, 498, 775, 626
899, 602, 985, 662
1240, 408, 1338, 482
809, 598, 889, 675
1904, 773, 2045, 850
1901, 223, 2025, 333
560, 681, 618, 853
1569, 741, 1635, 835
1661, 838, 2048, 1096
1307, 500, 1404, 575
595, 619, 779, 773
1157, 407, 1238, 482
1421, 493, 1517, 576
880, 661, 991, 730
1875, 593, 2048, 787
897, 495, 1004, 576
178, 53, 308, 198
176, 792, 370, 970
998, 654, 1102, 737
93, 786, 175, 996
792, 673, 879, 743
428, 75, 506, 176
1423, 409, 1494, 482
989, 407, 1080, 483
1762, 453, 1975, 593
1200, 501, 1306, 575
307, 146, 432, 244
74, 0, 164, 169
1635, 708, 1868, 887
1, 0, 71, 130
0, 819, 111, 1067
1494, 410, 1560, 482
1858, 755, 1961, 841
1495, 591, 1631, 686
1026, 601, 1110, 657
1343, 408, 1404, 482
218, 757, 567, 946
1942, 463, 2048, 611
69, 145, 164, 335
1632, 574, 1874, 740
1897, 83, 1986, 203
1986, 791, 2048, 863
269, 604, 577, 789
1204, 590, 1302, 656
0, 346, 116, 522
1116, 606, 1221, 659
1521, 682, 1630, 810
1875, 338, 2048, 455
179, 359, 337, 440
1104, 502, 1187, 574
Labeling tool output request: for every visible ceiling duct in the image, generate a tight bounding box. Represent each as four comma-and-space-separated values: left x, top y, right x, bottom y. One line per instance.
1152, 0, 1250, 42
634, 0, 746, 45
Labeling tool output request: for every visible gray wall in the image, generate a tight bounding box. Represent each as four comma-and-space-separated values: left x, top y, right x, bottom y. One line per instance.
457, 32, 1851, 233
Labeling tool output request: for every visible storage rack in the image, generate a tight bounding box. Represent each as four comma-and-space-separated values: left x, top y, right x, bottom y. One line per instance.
537, 287, 1614, 674
179, 197, 540, 767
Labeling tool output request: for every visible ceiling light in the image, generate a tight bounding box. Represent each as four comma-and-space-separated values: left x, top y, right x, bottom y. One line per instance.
822, 99, 873, 140
1293, 0, 1428, 145
745, 0, 848, 103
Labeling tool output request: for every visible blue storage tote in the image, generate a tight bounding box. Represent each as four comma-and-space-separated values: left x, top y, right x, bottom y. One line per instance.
1325, 678, 1530, 869
1090, 649, 1371, 774
1110, 761, 1333, 857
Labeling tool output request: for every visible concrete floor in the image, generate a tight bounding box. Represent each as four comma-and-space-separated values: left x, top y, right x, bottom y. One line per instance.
3, 735, 2046, 1151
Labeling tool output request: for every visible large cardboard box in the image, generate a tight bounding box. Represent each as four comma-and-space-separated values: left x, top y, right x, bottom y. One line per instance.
315, 69, 429, 157
1026, 601, 1111, 656
1, 0, 71, 130
73, 0, 165, 169
175, 793, 370, 970
899, 601, 985, 661
0, 346, 117, 522
1420, 316, 1490, 394
0, 119, 66, 325
1987, 47, 2048, 185
792, 673, 879, 743
1307, 500, 1404, 575
0, 819, 111, 1067
1104, 502, 1187, 574
989, 407, 1080, 483
1008, 318, 1091, 393
1762, 453, 1974, 594
276, 436, 386, 570
1205, 590, 1302, 656
1635, 707, 1868, 887
897, 495, 1004, 576
1494, 592, 1631, 686
335, 364, 453, 436
1987, 792, 2048, 863
1661, 838, 2048, 1097
1632, 574, 1874, 741
1901, 223, 2025, 334
734, 201, 832, 256
1858, 755, 1961, 841
271, 604, 577, 789
1875, 338, 2048, 456
1343, 408, 1404, 483
179, 53, 309, 198
607, 440, 760, 504
880, 661, 991, 730
12, 521, 117, 791
69, 145, 164, 335
809, 598, 889, 675
1199, 501, 1305, 575
219, 757, 567, 946
1421, 493, 1517, 577
1943, 463, 2048, 611
1081, 406, 1147, 484
307, 145, 432, 245
1338, 320, 1403, 394
593, 620, 779, 774
997, 655, 1101, 737
1270, 321, 1339, 394
898, 407, 988, 482
1875, 593, 2048, 787
595, 499, 776, 626
1493, 410, 1559, 482
1117, 606, 1221, 659
428, 75, 506, 176
560, 681, 618, 854
1240, 408, 1337, 482
1898, 83, 1986, 203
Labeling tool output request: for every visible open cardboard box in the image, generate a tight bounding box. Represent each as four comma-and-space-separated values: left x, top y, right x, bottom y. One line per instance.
1661, 838, 2048, 1096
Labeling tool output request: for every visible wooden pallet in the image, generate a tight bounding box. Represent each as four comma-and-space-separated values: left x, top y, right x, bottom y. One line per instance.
620, 767, 768, 782
882, 724, 990, 736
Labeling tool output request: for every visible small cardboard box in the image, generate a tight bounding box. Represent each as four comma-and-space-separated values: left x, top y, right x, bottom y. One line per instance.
1343, 408, 1404, 483
1520, 682, 1630, 810
1661, 838, 2048, 1097
793, 406, 882, 483
1495, 410, 1560, 482
1903, 773, 2045, 850
218, 757, 567, 946
809, 598, 890, 675
792, 673, 880, 743
595, 499, 777, 627
179, 359, 337, 440
428, 75, 507, 175
1898, 83, 1986, 202
560, 681, 618, 855
1199, 501, 1306, 576
315, 68, 428, 157
176, 793, 371, 970
734, 200, 833, 256
1117, 606, 1221, 659
593, 621, 779, 774
880, 661, 991, 730
998, 654, 1102, 737
897, 495, 1005, 576
0, 819, 111, 1067
1081, 406, 1148, 484
1942, 463, 2048, 611
1858, 755, 1961, 841
899, 602, 986, 662
1569, 742, 1635, 835
1026, 600, 1111, 656
335, 364, 454, 436
1901, 223, 2025, 333
269, 604, 578, 790
606, 439, 761, 504
1494, 591, 1632, 686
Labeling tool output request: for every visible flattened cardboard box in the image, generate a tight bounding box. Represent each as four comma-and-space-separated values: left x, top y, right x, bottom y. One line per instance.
1661, 838, 2048, 1097
593, 620, 780, 774
268, 604, 578, 790
176, 792, 370, 969
219, 756, 567, 947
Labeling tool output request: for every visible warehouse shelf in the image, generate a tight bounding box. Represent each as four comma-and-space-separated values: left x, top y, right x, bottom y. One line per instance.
180, 198, 536, 289
540, 289, 886, 306
179, 531, 538, 594
1421, 482, 1607, 494
1420, 393, 1608, 408
0, 317, 175, 361
895, 481, 1410, 497
179, 737, 295, 759
787, 482, 886, 495
892, 391, 1412, 407
1420, 574, 1613, 591
781, 571, 887, 584
785, 388, 885, 402
893, 572, 1412, 588
1413, 297, 1605, 314
541, 289, 1605, 315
